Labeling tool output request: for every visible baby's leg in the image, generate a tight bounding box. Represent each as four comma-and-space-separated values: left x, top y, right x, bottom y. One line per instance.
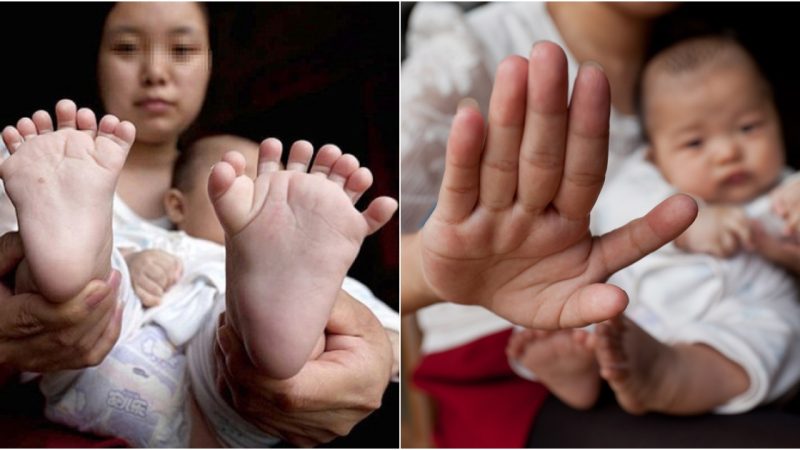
595, 316, 749, 414
508, 329, 600, 410
1, 100, 134, 302
209, 139, 396, 379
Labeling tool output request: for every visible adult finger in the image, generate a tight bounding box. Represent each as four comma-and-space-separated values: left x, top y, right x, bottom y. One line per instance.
479, 56, 528, 210
517, 41, 569, 212
553, 62, 610, 219
0, 292, 86, 338
4, 311, 117, 372
595, 194, 698, 277
72, 295, 120, 365
525, 282, 629, 329
434, 99, 485, 223
81, 302, 123, 368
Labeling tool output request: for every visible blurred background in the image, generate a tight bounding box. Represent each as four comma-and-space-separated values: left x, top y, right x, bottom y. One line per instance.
401, 1, 800, 447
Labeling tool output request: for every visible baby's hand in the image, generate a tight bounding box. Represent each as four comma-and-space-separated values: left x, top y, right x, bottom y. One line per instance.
125, 249, 182, 307
675, 205, 751, 257
771, 179, 800, 239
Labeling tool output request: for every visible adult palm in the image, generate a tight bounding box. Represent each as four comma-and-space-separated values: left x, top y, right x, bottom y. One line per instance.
419, 42, 697, 328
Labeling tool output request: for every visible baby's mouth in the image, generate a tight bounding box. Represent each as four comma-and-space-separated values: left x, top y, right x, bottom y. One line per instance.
722, 170, 751, 186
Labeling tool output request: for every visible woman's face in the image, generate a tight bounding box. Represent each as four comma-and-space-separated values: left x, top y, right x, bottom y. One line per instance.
98, 2, 211, 145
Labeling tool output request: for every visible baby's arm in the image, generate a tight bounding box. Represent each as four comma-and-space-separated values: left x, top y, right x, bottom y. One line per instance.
675, 205, 752, 257
771, 178, 800, 239
124, 249, 182, 307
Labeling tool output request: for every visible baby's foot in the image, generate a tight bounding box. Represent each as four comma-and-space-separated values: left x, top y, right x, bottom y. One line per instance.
1, 100, 135, 302
209, 138, 396, 379
508, 328, 600, 410
595, 317, 680, 414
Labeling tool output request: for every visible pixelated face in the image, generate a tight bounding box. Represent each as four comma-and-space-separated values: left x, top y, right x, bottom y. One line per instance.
179, 137, 259, 245
645, 61, 785, 204
606, 2, 677, 18
98, 2, 211, 145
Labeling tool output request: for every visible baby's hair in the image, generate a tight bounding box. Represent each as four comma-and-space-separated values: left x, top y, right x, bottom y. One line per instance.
635, 32, 771, 142
172, 133, 260, 192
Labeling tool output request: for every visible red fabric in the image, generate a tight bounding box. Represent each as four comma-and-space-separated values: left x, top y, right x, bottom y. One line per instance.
0, 379, 128, 448
412, 328, 549, 448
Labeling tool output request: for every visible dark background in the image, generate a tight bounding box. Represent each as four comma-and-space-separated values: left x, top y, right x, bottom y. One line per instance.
648, 2, 800, 169
0, 3, 398, 312
0, 2, 398, 448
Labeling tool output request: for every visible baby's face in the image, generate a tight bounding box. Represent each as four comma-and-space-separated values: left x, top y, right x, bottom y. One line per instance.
98, 2, 211, 145
646, 62, 785, 204
178, 137, 258, 244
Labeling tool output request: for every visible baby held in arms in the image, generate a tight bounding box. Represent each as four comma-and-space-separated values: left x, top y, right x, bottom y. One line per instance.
509, 34, 800, 416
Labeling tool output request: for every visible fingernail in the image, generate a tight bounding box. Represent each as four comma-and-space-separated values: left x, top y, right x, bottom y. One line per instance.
457, 97, 479, 113
581, 60, 606, 73
86, 286, 108, 309
530, 40, 550, 57
88, 271, 121, 309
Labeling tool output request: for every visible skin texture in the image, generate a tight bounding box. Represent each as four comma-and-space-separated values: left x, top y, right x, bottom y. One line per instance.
1, 100, 135, 303
403, 41, 698, 329
0, 233, 122, 373
208, 138, 396, 379
214, 292, 393, 447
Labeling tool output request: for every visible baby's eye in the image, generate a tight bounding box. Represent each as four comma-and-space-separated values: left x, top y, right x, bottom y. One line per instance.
112, 42, 138, 55
740, 121, 763, 134
683, 138, 703, 149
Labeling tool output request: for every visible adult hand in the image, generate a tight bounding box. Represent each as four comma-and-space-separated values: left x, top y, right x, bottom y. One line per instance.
0, 232, 123, 372
215, 292, 393, 447
412, 41, 697, 328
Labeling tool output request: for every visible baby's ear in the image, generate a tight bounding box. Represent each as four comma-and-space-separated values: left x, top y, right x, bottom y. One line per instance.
164, 188, 187, 225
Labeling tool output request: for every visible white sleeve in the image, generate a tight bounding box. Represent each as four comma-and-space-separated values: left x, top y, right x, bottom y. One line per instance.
401, 3, 494, 232
665, 258, 800, 414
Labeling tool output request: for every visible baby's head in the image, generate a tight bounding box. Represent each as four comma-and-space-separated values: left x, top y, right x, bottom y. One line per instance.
640, 35, 785, 204
165, 134, 259, 244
